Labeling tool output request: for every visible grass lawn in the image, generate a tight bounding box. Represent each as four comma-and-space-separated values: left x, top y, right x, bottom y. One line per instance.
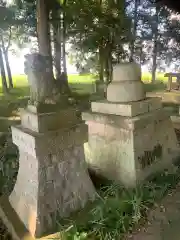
0, 72, 170, 119
1, 72, 171, 88
0, 72, 169, 98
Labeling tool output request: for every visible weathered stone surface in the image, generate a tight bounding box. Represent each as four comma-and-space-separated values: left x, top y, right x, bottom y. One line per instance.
84, 63, 179, 188
107, 80, 145, 103
107, 63, 145, 102
91, 97, 162, 117
0, 196, 67, 240
84, 109, 179, 187
11, 123, 88, 158
83, 109, 169, 130
8, 109, 96, 238
20, 107, 79, 133
113, 62, 141, 82
10, 133, 96, 237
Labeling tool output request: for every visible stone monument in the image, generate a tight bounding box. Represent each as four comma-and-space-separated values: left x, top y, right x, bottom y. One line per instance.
83, 62, 180, 188
0, 53, 96, 239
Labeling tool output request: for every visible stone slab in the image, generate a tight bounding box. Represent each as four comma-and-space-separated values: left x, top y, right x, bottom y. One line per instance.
91, 97, 162, 117
27, 103, 66, 114
0, 196, 62, 240
11, 123, 88, 158
20, 107, 79, 133
83, 108, 169, 130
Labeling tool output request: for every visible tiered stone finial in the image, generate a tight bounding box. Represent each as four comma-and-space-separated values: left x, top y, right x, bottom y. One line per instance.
107, 62, 145, 103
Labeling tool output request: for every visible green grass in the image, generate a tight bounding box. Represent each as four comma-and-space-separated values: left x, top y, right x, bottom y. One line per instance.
0, 71, 170, 117
0, 72, 170, 88
0, 72, 169, 97
58, 160, 180, 240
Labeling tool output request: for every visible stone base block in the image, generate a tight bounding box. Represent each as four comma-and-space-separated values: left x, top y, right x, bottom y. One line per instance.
20, 107, 79, 133
0, 196, 62, 240
9, 122, 96, 238
83, 109, 180, 187
91, 97, 162, 117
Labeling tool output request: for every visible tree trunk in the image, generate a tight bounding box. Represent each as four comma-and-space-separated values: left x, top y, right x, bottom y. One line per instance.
99, 46, 104, 82
62, 12, 67, 79
52, 9, 61, 80
0, 35, 13, 89
151, 6, 159, 83
37, 0, 53, 77
3, 50, 13, 89
139, 41, 143, 64
104, 41, 113, 84
105, 53, 112, 84
129, 0, 139, 62
60, 7, 71, 94
0, 48, 8, 94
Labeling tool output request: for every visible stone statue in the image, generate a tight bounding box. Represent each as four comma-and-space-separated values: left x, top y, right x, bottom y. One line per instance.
24, 53, 61, 105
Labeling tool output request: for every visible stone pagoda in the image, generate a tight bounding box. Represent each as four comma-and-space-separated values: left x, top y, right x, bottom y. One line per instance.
83, 62, 180, 187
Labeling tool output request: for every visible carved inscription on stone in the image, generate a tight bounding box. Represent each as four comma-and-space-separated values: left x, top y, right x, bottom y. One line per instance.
138, 144, 163, 170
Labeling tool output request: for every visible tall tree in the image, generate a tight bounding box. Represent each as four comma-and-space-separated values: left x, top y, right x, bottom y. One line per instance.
0, 3, 15, 89
36, 0, 55, 81
129, 0, 139, 62
0, 28, 13, 89
37, 0, 51, 57
0, 47, 8, 93
66, 0, 131, 83
151, 5, 159, 83
52, 8, 61, 80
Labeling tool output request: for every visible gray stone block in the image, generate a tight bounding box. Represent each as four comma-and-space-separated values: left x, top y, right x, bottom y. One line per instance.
91, 97, 162, 117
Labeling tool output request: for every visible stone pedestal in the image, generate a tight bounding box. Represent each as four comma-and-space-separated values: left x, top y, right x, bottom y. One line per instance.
83, 63, 180, 187
1, 105, 96, 239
